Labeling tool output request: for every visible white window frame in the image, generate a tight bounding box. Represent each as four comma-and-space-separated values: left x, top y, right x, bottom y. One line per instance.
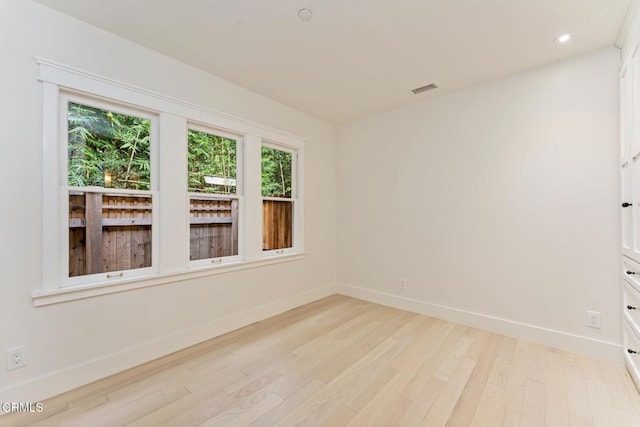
60, 92, 160, 288
261, 141, 301, 257
37, 57, 305, 306
187, 123, 244, 268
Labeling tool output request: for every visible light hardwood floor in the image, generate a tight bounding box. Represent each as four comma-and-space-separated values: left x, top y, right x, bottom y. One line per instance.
2, 295, 640, 426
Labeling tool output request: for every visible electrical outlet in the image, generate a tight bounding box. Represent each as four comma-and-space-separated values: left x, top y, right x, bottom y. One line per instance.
6, 346, 26, 371
586, 311, 601, 329
399, 278, 407, 289
307, 273, 313, 286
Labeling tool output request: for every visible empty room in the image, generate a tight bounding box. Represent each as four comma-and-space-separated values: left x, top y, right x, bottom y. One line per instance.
2, 0, 640, 425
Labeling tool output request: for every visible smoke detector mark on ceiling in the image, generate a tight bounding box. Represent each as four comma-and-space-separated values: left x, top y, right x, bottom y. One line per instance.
298, 8, 312, 21
411, 83, 439, 95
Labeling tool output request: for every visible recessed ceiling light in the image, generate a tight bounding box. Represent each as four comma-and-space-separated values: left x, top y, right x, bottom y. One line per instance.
298, 8, 312, 21
555, 33, 571, 44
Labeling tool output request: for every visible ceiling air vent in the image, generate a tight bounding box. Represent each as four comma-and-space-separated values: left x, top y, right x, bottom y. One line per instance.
411, 83, 438, 95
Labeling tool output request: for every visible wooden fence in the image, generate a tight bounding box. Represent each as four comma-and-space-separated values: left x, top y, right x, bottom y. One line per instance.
189, 196, 238, 261
262, 200, 293, 251
69, 193, 292, 277
69, 192, 153, 277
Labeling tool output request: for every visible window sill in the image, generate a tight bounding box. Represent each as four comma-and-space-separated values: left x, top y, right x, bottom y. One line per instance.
32, 253, 306, 307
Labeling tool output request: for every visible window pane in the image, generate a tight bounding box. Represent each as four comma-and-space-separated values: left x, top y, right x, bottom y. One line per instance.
69, 191, 152, 277
262, 200, 293, 250
188, 129, 237, 195
67, 102, 151, 190
190, 196, 239, 260
261, 146, 292, 198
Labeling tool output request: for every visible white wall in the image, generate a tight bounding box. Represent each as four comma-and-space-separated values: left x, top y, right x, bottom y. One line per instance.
337, 47, 622, 360
0, 0, 336, 401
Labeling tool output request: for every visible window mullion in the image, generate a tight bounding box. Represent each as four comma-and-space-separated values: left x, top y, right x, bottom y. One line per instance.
159, 113, 188, 272
244, 135, 264, 261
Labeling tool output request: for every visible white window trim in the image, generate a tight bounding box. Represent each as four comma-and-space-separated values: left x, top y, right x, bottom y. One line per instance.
38, 57, 305, 306
261, 142, 301, 256
186, 123, 245, 268
33, 253, 306, 307
60, 93, 160, 287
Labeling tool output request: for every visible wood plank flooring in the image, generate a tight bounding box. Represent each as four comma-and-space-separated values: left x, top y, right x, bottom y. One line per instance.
2, 295, 640, 426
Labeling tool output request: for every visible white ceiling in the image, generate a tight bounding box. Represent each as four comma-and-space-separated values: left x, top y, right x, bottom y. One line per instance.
36, 0, 631, 124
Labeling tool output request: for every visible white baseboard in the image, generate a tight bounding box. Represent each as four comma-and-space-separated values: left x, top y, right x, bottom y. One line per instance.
2, 281, 622, 405
0, 283, 336, 404
337, 283, 622, 363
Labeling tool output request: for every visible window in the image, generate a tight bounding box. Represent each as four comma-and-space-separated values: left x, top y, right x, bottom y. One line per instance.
262, 144, 296, 253
38, 58, 305, 304
63, 96, 158, 286
187, 126, 242, 265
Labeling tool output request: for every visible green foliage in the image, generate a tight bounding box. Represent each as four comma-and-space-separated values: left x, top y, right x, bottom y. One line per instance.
187, 129, 237, 194
261, 146, 292, 197
67, 102, 151, 190
67, 104, 293, 198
